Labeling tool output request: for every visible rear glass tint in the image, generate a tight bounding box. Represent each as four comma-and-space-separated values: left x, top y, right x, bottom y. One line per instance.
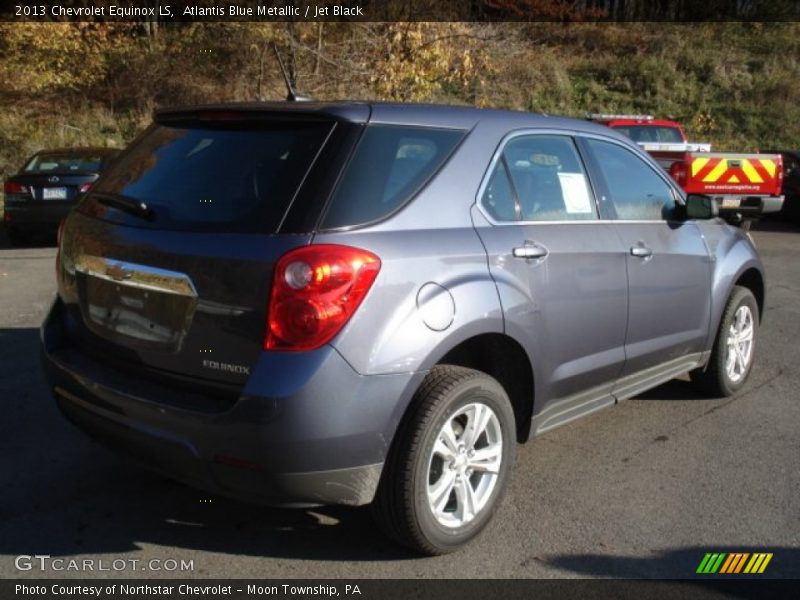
87, 121, 333, 233
321, 125, 464, 229
614, 125, 683, 144
25, 153, 110, 173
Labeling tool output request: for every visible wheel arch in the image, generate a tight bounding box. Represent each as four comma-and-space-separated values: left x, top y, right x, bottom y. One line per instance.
705, 231, 765, 353
734, 267, 764, 323
434, 333, 535, 443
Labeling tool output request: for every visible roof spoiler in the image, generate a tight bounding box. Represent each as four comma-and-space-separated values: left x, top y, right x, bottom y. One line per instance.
273, 43, 312, 102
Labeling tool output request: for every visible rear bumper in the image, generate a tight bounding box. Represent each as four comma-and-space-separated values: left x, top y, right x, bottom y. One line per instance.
4, 201, 72, 232
41, 296, 424, 506
708, 195, 784, 216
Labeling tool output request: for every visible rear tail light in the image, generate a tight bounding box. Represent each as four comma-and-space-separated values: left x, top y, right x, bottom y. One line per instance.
265, 245, 381, 351
79, 182, 93, 194
776, 157, 784, 195
3, 182, 28, 194
669, 161, 688, 188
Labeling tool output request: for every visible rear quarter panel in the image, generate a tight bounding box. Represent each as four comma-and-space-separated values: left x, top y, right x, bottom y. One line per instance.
314, 227, 504, 376
313, 118, 510, 376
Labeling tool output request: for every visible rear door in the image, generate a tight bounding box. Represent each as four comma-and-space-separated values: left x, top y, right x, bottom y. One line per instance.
58, 113, 357, 388
473, 132, 629, 415
579, 136, 712, 377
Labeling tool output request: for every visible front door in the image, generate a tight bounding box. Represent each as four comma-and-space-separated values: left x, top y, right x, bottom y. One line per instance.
473, 133, 629, 425
580, 137, 713, 377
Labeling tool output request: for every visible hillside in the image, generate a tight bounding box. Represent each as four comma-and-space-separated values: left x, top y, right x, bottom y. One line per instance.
1, 21, 798, 180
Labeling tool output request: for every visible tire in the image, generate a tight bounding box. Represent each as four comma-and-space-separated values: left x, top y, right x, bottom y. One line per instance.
691, 286, 759, 397
371, 365, 516, 555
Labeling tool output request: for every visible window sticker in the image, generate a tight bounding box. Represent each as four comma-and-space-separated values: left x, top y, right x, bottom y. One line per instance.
558, 172, 593, 214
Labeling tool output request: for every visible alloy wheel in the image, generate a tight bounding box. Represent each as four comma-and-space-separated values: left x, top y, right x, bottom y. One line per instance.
725, 305, 754, 383
426, 402, 503, 528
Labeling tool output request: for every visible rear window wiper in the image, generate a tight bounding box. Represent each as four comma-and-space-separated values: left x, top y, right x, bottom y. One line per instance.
92, 192, 154, 220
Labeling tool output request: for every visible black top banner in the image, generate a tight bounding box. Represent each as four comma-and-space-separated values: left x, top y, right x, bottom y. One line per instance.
3, 0, 800, 22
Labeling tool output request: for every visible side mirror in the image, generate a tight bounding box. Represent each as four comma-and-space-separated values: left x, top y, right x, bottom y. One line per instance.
685, 194, 718, 220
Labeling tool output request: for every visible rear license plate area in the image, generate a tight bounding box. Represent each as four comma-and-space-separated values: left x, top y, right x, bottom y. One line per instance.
43, 187, 67, 200
721, 198, 741, 208
74, 257, 198, 353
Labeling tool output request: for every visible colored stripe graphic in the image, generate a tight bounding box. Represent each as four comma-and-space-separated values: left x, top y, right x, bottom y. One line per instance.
733, 553, 749, 573
692, 158, 720, 181
744, 553, 773, 574
740, 160, 763, 183
702, 160, 728, 183
697, 552, 773, 574
718, 554, 735, 573
690, 157, 777, 185
719, 553, 749, 574
697, 553, 726, 574
696, 553, 713, 573
691, 157, 710, 176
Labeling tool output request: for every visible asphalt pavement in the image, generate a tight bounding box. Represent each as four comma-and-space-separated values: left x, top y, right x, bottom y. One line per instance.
0, 222, 798, 579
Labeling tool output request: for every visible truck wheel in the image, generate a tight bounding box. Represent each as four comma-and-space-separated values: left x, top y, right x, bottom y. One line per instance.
691, 286, 759, 397
371, 366, 516, 555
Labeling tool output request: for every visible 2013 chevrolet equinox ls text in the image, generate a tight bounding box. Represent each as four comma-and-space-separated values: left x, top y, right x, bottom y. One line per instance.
41, 102, 765, 555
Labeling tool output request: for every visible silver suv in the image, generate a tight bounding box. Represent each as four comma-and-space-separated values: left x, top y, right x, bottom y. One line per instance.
41, 102, 764, 554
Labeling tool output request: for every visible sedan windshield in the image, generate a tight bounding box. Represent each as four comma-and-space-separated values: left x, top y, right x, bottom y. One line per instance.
24, 153, 109, 173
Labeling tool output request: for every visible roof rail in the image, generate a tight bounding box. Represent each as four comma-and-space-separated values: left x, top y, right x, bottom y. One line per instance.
586, 113, 654, 121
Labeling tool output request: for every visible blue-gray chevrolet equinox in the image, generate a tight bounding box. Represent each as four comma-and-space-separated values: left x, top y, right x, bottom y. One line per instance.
41, 102, 765, 554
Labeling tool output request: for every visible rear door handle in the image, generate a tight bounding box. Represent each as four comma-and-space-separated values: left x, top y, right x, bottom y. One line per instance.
513, 244, 548, 259
630, 245, 653, 258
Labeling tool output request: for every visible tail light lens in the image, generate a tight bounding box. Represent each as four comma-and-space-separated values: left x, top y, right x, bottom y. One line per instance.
669, 161, 688, 188
265, 245, 381, 351
776, 157, 784, 195
3, 182, 29, 194
79, 182, 93, 194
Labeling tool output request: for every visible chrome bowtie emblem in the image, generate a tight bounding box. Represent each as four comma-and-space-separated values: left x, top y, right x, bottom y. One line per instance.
106, 264, 132, 281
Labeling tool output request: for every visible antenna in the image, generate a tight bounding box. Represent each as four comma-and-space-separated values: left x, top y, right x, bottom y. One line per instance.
272, 43, 312, 102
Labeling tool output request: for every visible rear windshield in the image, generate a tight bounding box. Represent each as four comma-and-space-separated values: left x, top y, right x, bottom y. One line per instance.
25, 153, 111, 173
86, 120, 333, 233
321, 125, 465, 229
613, 125, 684, 144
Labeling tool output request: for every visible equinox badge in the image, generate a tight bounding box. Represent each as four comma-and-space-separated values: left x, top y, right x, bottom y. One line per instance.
202, 359, 250, 375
